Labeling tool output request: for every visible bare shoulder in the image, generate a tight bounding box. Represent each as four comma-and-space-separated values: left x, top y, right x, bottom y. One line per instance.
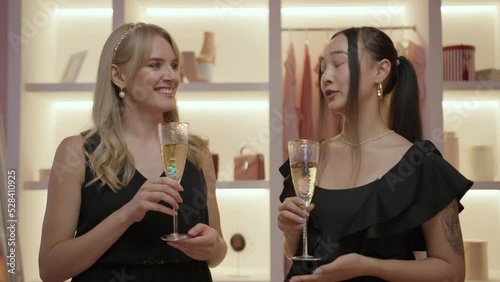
50, 134, 85, 185
57, 135, 85, 152
380, 132, 413, 156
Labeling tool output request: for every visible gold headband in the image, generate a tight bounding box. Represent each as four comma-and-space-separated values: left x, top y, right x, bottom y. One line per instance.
112, 24, 137, 62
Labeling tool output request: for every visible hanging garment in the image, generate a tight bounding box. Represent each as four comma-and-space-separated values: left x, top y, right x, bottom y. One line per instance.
313, 55, 342, 141
299, 43, 315, 140
282, 42, 300, 160
405, 40, 426, 105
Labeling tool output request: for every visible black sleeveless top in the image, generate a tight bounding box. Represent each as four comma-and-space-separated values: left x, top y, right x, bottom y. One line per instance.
279, 140, 472, 281
72, 135, 212, 282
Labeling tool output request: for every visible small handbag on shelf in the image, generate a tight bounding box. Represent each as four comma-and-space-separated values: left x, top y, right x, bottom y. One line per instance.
233, 146, 265, 180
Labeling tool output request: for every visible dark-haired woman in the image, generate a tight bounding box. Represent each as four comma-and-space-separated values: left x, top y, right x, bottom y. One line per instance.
278, 27, 471, 282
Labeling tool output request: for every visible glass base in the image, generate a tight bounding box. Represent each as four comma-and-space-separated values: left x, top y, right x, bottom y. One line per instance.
292, 255, 321, 261
161, 233, 190, 242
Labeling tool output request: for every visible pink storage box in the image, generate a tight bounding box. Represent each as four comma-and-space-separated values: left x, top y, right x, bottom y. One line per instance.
443, 45, 475, 81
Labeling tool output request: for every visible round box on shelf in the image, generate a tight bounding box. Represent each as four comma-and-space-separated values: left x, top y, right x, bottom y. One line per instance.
444, 131, 460, 170
443, 45, 475, 81
468, 145, 496, 181
464, 240, 489, 281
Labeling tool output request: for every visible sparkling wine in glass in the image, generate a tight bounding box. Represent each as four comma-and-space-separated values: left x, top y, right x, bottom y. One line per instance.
158, 122, 189, 242
288, 139, 320, 261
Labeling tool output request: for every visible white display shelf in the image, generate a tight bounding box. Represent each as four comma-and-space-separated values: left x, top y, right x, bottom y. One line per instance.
466, 270, 500, 282
443, 81, 500, 92
24, 180, 48, 190
471, 181, 500, 190
24, 82, 269, 92
25, 180, 270, 190
217, 180, 269, 189
25, 83, 95, 92
212, 268, 269, 282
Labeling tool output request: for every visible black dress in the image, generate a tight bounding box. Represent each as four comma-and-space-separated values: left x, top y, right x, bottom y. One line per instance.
279, 140, 472, 281
72, 136, 212, 282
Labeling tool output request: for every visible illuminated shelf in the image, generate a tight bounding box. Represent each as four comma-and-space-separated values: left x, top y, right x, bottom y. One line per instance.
465, 269, 500, 282
471, 181, 500, 190
25, 83, 95, 92
24, 82, 269, 92
443, 81, 500, 91
216, 180, 269, 189
24, 180, 48, 190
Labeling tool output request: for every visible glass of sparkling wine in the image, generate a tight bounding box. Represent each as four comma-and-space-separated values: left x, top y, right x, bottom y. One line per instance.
288, 139, 320, 261
158, 122, 189, 242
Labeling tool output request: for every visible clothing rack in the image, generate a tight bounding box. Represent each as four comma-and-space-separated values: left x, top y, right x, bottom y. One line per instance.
281, 25, 417, 32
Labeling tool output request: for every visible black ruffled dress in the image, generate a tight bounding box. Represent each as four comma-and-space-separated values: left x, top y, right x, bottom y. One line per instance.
279, 140, 472, 281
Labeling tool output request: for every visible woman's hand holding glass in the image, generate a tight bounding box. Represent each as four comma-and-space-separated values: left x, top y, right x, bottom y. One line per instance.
278, 197, 316, 241
122, 177, 184, 224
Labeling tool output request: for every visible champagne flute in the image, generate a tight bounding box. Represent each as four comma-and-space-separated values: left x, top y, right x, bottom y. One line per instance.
158, 122, 190, 242
288, 139, 320, 261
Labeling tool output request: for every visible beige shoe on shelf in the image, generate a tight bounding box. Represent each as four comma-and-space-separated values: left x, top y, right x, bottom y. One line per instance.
180, 51, 208, 82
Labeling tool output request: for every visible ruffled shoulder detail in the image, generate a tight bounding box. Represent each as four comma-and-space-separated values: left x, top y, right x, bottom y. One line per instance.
340, 140, 472, 245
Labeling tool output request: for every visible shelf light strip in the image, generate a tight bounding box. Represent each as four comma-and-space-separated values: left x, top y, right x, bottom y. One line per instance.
441, 5, 497, 13
146, 8, 266, 16
282, 6, 405, 14
53, 5, 497, 16
178, 101, 268, 109
442, 100, 498, 107
53, 8, 113, 16
52, 101, 268, 109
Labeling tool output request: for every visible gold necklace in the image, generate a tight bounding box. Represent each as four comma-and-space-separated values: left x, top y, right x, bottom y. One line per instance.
340, 130, 394, 147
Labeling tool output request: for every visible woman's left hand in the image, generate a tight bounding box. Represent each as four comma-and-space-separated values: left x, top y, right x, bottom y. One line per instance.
167, 223, 219, 261
290, 253, 365, 282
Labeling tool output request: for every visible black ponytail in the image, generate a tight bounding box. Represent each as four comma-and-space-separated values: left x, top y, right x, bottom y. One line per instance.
389, 56, 422, 142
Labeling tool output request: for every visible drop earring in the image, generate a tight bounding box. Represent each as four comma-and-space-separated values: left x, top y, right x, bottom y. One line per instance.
377, 83, 383, 100
119, 88, 126, 98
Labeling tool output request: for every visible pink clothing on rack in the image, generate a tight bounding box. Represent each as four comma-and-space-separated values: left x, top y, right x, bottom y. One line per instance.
282, 42, 300, 160
406, 40, 426, 105
299, 43, 315, 139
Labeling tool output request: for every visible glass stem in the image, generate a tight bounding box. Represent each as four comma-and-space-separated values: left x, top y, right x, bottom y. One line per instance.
173, 208, 178, 234
302, 216, 309, 256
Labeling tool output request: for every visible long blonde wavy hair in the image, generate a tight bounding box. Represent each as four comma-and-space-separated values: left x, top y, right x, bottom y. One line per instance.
83, 22, 206, 191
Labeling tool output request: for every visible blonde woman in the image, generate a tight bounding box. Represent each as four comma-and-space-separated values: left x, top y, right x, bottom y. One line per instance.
39, 23, 227, 282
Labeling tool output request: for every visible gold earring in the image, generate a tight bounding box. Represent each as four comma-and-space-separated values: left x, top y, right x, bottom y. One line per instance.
377, 83, 383, 100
